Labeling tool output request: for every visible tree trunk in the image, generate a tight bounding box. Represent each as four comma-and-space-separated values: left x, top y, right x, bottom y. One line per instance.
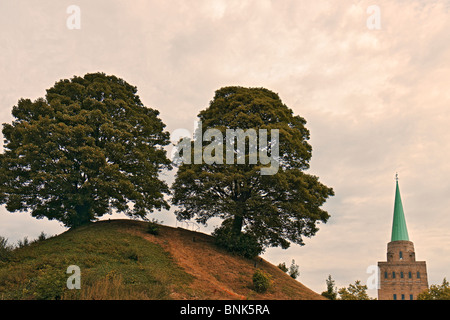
231, 215, 243, 236
73, 202, 91, 228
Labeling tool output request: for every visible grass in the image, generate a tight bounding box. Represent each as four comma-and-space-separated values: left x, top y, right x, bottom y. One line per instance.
0, 220, 193, 300
0, 219, 326, 300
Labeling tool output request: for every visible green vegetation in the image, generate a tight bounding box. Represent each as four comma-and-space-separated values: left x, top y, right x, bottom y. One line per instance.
337, 280, 374, 300
0, 236, 13, 262
252, 269, 271, 293
0, 76, 334, 300
171, 86, 334, 256
146, 219, 161, 236
0, 72, 171, 228
321, 274, 338, 300
0, 220, 193, 300
212, 222, 263, 259
277, 260, 300, 280
320, 275, 374, 300
417, 278, 450, 300
277, 262, 288, 273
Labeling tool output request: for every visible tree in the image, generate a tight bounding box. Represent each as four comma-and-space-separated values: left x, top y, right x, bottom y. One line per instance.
288, 259, 300, 279
338, 280, 374, 300
417, 278, 450, 300
171, 86, 334, 255
277, 260, 300, 279
0, 73, 171, 228
321, 274, 337, 300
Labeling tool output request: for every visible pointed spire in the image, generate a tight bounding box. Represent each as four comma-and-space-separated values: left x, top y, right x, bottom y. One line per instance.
391, 174, 410, 242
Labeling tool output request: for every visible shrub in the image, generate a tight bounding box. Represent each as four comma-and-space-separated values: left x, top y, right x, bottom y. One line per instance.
0, 236, 13, 262
17, 236, 30, 248
277, 260, 300, 279
212, 225, 263, 259
37, 231, 47, 242
146, 220, 160, 235
252, 269, 271, 293
277, 262, 288, 273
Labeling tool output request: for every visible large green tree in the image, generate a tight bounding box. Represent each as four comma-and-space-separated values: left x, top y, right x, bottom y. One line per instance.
171, 86, 333, 253
0, 73, 171, 228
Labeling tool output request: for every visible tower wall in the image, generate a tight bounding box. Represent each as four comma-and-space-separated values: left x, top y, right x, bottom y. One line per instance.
378, 240, 428, 300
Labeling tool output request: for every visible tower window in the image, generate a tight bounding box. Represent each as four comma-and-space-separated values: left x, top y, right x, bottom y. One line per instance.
399, 251, 403, 260
410, 294, 413, 300
408, 271, 412, 278
400, 272, 404, 278
392, 271, 396, 279
393, 294, 397, 300
417, 272, 421, 278
384, 271, 388, 279
401, 294, 405, 300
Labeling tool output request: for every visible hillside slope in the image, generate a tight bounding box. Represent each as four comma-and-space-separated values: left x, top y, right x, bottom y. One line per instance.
0, 219, 325, 300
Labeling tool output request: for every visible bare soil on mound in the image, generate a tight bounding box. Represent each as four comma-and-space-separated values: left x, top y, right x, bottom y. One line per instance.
122, 220, 325, 300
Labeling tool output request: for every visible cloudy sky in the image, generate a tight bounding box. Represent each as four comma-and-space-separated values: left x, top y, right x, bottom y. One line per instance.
1, 0, 449, 298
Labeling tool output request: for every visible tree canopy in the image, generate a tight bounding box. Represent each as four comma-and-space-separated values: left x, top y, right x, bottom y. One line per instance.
417, 278, 450, 300
0, 73, 171, 228
171, 86, 334, 254
321, 274, 338, 300
338, 280, 374, 300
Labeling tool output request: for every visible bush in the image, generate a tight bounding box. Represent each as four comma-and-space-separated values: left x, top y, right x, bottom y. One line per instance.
146, 220, 160, 235
277, 262, 288, 273
278, 260, 300, 279
252, 269, 271, 293
0, 236, 13, 262
17, 236, 30, 248
37, 231, 47, 242
212, 225, 263, 259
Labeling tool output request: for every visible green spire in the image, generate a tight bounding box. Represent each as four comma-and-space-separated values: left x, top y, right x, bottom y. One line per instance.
391, 175, 409, 242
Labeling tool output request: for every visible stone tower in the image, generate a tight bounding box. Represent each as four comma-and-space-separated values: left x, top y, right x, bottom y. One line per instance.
377, 176, 428, 300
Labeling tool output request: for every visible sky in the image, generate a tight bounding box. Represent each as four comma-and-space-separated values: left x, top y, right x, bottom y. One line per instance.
1, 0, 450, 298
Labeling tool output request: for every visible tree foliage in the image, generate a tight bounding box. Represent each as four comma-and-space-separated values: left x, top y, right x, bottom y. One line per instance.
338, 280, 374, 300
287, 259, 300, 279
321, 274, 338, 300
0, 73, 171, 228
417, 278, 450, 300
171, 86, 334, 253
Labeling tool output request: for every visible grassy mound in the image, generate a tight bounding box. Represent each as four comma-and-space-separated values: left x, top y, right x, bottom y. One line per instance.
0, 219, 325, 300
0, 220, 193, 300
